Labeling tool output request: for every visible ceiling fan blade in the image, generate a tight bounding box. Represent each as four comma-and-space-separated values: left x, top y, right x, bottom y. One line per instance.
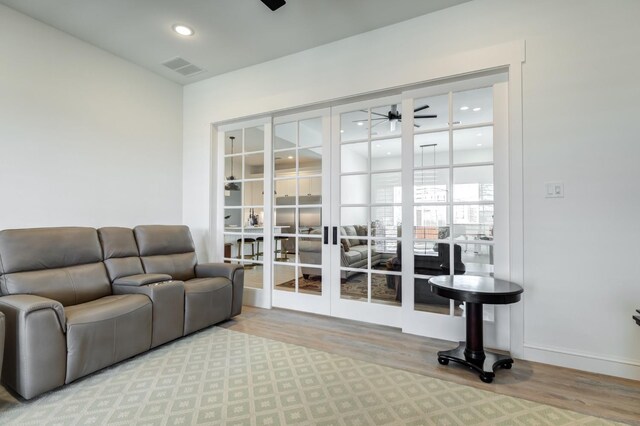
260, 0, 286, 11
414, 104, 431, 113
371, 120, 388, 129
413, 123, 421, 128
414, 114, 438, 119
370, 111, 388, 118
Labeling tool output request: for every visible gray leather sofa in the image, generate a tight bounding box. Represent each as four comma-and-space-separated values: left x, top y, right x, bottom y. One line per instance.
299, 225, 382, 279
0, 225, 243, 400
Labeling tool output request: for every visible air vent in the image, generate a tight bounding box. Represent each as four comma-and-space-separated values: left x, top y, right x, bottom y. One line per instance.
161, 57, 204, 77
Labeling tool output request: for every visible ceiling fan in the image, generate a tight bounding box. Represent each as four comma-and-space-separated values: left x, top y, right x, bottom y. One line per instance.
360, 104, 437, 131
261, 0, 286, 11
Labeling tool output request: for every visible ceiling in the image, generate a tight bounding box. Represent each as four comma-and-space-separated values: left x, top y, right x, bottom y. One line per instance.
0, 0, 472, 85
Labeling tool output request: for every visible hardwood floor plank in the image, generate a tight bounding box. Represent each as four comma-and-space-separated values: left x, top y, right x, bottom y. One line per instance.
221, 306, 640, 425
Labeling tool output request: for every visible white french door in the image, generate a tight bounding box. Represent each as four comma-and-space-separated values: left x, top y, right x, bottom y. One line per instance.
270, 109, 332, 315
215, 73, 512, 348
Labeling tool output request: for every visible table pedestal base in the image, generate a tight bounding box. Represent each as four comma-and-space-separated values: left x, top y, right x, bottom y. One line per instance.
437, 342, 513, 383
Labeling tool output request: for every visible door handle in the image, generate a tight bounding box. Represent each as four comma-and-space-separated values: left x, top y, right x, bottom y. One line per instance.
323, 226, 328, 245
332, 226, 338, 245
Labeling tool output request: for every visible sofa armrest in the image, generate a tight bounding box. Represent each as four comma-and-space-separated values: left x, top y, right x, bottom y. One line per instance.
195, 263, 244, 317
0, 294, 65, 332
196, 263, 242, 280
298, 240, 322, 252
0, 294, 67, 399
113, 273, 173, 287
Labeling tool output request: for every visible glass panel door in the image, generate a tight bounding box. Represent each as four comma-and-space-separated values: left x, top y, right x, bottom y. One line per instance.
222, 125, 267, 292
271, 110, 331, 315
401, 75, 509, 346
330, 97, 404, 327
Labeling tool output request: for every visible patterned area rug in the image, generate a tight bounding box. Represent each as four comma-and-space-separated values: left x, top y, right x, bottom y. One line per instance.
0, 327, 620, 425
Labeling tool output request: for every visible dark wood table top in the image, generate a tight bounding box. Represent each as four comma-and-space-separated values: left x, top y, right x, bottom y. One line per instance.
428, 275, 523, 305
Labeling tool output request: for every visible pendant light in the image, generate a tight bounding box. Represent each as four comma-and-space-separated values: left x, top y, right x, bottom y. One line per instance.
225, 136, 240, 191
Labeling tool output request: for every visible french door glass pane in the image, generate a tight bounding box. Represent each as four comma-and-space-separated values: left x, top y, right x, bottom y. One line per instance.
298, 207, 321, 232
459, 243, 494, 277
371, 272, 401, 306
225, 156, 242, 181
340, 110, 368, 142
299, 118, 322, 147
453, 126, 493, 164
274, 150, 296, 177
371, 138, 401, 171
243, 180, 264, 206
224, 186, 242, 207
298, 177, 321, 202
274, 179, 296, 201
414, 94, 449, 129
414, 205, 449, 230
341, 142, 368, 173
371, 104, 402, 138
414, 132, 449, 167
371, 206, 400, 238
341, 175, 369, 204
453, 204, 494, 240
299, 148, 322, 174
244, 126, 265, 152
299, 267, 322, 294
273, 264, 296, 291
341, 207, 368, 230
453, 166, 494, 202
414, 169, 449, 203
274, 208, 296, 234
452, 87, 493, 126
274, 122, 296, 149
224, 129, 242, 154
371, 172, 402, 204
243, 154, 264, 179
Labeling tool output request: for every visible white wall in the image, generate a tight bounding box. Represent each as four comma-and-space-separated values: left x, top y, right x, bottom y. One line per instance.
183, 0, 640, 378
0, 4, 183, 230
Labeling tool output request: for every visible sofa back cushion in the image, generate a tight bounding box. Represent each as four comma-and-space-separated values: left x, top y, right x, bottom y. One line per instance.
98, 227, 144, 281
134, 225, 197, 281
341, 226, 362, 247
0, 227, 110, 306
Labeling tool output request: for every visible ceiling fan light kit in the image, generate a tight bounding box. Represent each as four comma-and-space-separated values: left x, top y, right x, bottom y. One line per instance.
261, 0, 286, 11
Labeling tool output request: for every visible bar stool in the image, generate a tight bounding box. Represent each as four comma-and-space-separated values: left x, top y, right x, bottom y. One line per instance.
274, 236, 289, 261
236, 238, 256, 260
256, 236, 264, 260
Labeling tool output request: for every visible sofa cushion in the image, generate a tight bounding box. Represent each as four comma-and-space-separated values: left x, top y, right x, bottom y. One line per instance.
183, 277, 232, 335
1, 263, 111, 307
98, 227, 144, 281
343, 250, 362, 264
0, 227, 102, 274
354, 225, 368, 245
134, 225, 197, 281
341, 226, 361, 247
65, 294, 152, 383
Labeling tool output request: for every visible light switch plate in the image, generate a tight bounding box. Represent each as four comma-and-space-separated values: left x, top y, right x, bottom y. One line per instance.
545, 182, 564, 198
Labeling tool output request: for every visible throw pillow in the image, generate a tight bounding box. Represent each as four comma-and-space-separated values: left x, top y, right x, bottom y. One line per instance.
342, 225, 361, 247
341, 240, 350, 252
354, 224, 368, 245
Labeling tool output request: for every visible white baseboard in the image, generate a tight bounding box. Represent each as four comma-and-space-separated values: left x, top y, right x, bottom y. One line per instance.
524, 343, 640, 380
243, 288, 271, 309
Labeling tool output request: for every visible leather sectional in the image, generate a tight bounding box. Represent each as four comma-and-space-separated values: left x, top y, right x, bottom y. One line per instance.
0, 225, 243, 400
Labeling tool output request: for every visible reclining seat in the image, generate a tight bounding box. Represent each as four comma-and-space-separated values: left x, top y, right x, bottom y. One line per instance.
0, 227, 152, 399
98, 227, 184, 347
134, 225, 243, 335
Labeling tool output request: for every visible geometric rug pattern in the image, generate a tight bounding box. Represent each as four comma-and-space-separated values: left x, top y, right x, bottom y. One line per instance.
0, 327, 622, 425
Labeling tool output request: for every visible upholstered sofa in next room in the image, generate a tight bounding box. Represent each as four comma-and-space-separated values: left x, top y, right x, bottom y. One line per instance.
0, 225, 243, 400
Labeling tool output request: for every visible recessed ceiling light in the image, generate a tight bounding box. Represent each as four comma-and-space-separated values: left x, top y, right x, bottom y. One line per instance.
460, 106, 469, 111
357, 122, 364, 126
340, 130, 344, 133
386, 152, 391, 155
376, 144, 381, 148
172, 24, 194, 36
477, 143, 483, 147
287, 156, 293, 159
473, 107, 481, 112
476, 133, 483, 137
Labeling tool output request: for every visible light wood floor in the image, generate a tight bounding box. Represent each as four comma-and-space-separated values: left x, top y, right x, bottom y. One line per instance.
221, 306, 640, 425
